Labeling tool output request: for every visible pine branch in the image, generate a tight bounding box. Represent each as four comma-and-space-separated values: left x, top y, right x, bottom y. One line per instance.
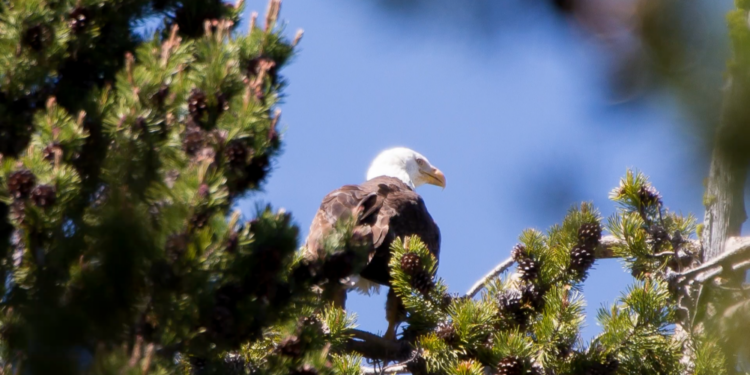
361, 363, 409, 374
360, 352, 421, 375
676, 236, 750, 285
463, 234, 750, 300
465, 235, 621, 298
344, 329, 408, 362
465, 256, 514, 298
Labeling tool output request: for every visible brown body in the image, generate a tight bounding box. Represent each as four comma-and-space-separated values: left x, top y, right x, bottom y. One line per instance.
304, 176, 441, 338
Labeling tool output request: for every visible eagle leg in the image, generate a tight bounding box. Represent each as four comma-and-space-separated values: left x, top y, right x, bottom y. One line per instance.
384, 288, 406, 340
323, 283, 348, 309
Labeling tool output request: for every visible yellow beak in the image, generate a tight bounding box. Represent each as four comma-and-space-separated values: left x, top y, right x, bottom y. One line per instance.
423, 167, 446, 188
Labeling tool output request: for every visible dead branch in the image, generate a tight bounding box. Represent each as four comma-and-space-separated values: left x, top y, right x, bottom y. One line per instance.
465, 235, 622, 298
344, 329, 408, 362
677, 236, 750, 285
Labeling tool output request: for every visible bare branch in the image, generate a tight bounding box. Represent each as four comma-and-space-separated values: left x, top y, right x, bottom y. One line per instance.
465, 235, 622, 298
361, 363, 409, 374
677, 236, 750, 285
360, 347, 423, 374
344, 329, 406, 362
465, 256, 514, 298
595, 235, 621, 259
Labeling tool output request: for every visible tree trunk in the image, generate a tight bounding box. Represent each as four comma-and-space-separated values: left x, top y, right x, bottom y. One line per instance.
701, 74, 750, 262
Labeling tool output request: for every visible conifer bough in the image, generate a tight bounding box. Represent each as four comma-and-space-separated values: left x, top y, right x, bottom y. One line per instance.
3, 0, 750, 373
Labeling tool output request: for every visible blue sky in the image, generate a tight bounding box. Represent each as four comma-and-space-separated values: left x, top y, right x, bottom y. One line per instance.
238, 0, 724, 341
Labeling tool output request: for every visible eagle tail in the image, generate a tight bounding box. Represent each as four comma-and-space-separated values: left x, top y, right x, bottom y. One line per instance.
345, 275, 381, 296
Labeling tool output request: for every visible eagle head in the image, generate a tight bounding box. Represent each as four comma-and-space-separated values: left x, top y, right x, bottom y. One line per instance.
366, 147, 446, 189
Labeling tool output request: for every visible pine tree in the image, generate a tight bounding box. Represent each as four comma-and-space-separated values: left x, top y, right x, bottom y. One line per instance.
0, 0, 357, 374
3, 0, 750, 373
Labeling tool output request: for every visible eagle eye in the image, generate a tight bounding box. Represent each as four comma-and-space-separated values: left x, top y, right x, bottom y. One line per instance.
416, 158, 427, 167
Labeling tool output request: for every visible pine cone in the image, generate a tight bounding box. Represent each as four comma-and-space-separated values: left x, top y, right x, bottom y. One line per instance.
216, 92, 229, 114
277, 335, 303, 358
555, 340, 574, 359
585, 356, 619, 375
165, 233, 189, 263
647, 225, 669, 250
133, 116, 148, 133
570, 243, 595, 275
225, 140, 248, 167
7, 169, 37, 199
497, 289, 528, 325
290, 365, 318, 375
637, 185, 661, 207
298, 315, 325, 336
519, 283, 545, 311
578, 222, 602, 247
226, 231, 239, 253
400, 252, 421, 275
435, 321, 459, 345
511, 243, 527, 261
497, 289, 523, 313
22, 24, 50, 51
245, 153, 270, 185
190, 211, 210, 229
188, 89, 208, 120
30, 184, 56, 208
496, 356, 524, 375
440, 292, 455, 309
69, 7, 90, 33
182, 127, 205, 155
411, 270, 434, 295
517, 258, 539, 282
153, 84, 170, 107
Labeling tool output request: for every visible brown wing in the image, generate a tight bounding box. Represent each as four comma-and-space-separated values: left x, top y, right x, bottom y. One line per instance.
303, 183, 387, 263
305, 176, 440, 287
358, 177, 441, 285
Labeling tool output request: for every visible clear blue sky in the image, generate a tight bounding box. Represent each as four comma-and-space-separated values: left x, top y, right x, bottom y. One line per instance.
238, 0, 725, 341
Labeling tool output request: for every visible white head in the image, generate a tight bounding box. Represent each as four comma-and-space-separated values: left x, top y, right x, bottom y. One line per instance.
365, 147, 446, 189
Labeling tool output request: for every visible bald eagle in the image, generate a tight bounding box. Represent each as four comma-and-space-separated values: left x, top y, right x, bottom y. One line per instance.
304, 147, 445, 339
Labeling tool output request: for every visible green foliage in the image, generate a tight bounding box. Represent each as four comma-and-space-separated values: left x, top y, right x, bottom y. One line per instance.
381, 169, 729, 374
607, 170, 698, 278
1, 0, 746, 371
329, 354, 363, 375
594, 280, 680, 374
0, 0, 348, 373
692, 335, 729, 375
389, 236, 448, 331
